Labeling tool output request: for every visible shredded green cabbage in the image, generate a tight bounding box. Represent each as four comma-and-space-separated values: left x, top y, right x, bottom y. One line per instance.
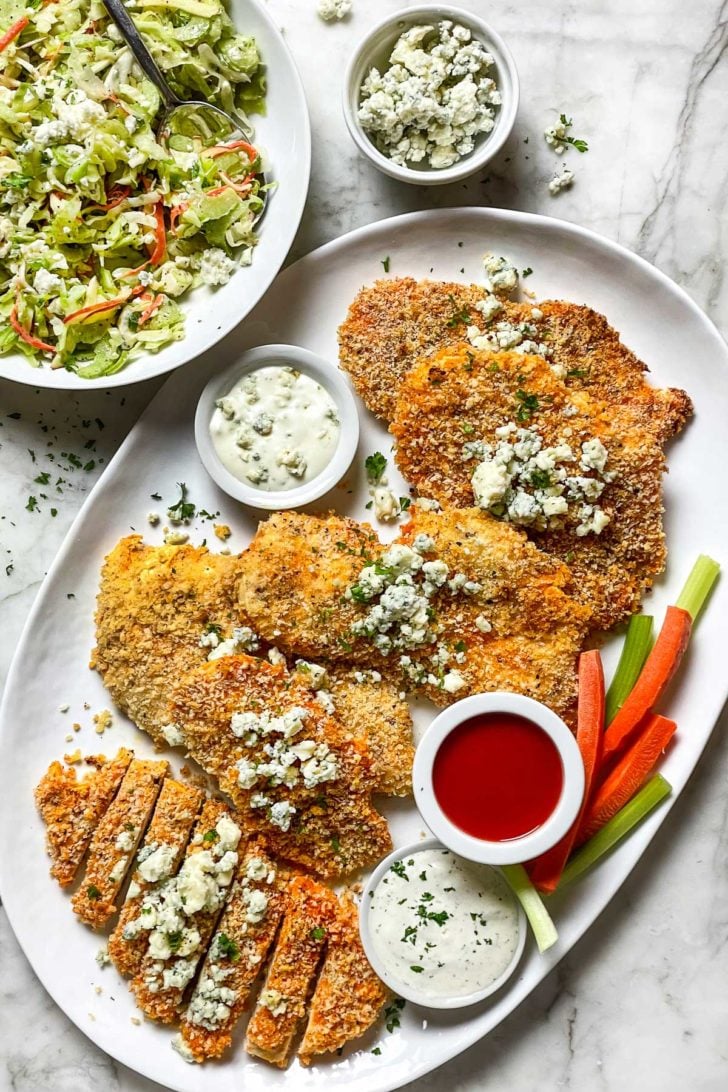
0, 0, 267, 376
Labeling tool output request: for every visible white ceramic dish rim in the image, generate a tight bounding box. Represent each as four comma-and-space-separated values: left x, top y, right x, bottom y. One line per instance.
413, 693, 585, 864
0, 0, 312, 390
1, 207, 727, 1092
358, 836, 527, 1008
194, 344, 360, 509
342, 4, 519, 186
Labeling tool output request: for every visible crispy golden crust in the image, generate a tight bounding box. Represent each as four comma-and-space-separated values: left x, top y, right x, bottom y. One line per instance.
236, 509, 588, 722
34, 749, 132, 887
338, 278, 692, 443
325, 665, 414, 797
132, 799, 235, 1023
399, 507, 589, 718
178, 844, 287, 1062
237, 512, 382, 663
71, 758, 168, 928
167, 655, 392, 879
338, 278, 490, 420
92, 536, 247, 747
392, 345, 668, 630
108, 779, 204, 977
245, 875, 338, 1068
298, 892, 389, 1066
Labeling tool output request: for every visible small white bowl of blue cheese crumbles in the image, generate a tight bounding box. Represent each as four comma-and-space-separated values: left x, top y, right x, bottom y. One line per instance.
195, 345, 360, 510
343, 6, 519, 185
360, 839, 527, 1008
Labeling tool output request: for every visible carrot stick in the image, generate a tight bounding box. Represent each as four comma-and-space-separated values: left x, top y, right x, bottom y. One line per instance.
64, 287, 141, 325
528, 650, 605, 893
0, 16, 29, 53
9, 305, 55, 353
575, 713, 676, 844
602, 605, 690, 763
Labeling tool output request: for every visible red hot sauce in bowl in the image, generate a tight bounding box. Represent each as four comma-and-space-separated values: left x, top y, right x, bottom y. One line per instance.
432, 712, 564, 842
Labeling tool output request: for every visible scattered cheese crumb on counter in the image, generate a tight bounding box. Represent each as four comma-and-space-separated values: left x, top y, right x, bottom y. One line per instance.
549, 167, 575, 195
317, 0, 352, 21
214, 524, 232, 541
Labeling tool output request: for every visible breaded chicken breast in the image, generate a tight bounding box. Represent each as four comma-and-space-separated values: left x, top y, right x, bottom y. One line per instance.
167, 654, 392, 878
93, 536, 246, 747
392, 345, 668, 630
338, 278, 691, 442
238, 508, 588, 721
298, 891, 389, 1066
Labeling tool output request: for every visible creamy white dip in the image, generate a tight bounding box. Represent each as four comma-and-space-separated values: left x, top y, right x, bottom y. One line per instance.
210, 366, 340, 491
367, 848, 520, 1000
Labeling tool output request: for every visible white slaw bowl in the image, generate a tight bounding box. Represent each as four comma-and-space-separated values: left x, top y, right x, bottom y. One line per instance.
194, 343, 360, 510
343, 5, 519, 186
413, 693, 585, 865
359, 837, 527, 1009
0, 0, 311, 390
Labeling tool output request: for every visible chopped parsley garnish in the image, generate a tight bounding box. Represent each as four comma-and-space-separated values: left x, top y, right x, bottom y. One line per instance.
310, 925, 326, 941
202, 829, 219, 844
384, 998, 406, 1032
150, 492, 162, 501
371, 1046, 382, 1055
390, 860, 408, 880
205, 622, 223, 638
381, 256, 390, 273
515, 389, 539, 421
217, 933, 240, 960
410, 965, 424, 974
25, 495, 38, 512
399, 496, 411, 511
446, 294, 472, 327
167, 930, 183, 952
167, 482, 196, 523
454, 640, 467, 653
331, 836, 342, 854
559, 114, 589, 153
427, 910, 449, 926
420, 891, 434, 902
34, 471, 50, 485
401, 925, 418, 944
460, 421, 475, 435
349, 584, 369, 603
522, 267, 533, 277
364, 452, 387, 484
529, 468, 552, 489
567, 367, 587, 378
87, 885, 101, 901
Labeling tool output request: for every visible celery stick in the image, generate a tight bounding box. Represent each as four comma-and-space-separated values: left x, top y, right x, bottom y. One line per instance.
558, 774, 672, 889
675, 554, 720, 621
605, 614, 654, 724
501, 863, 558, 953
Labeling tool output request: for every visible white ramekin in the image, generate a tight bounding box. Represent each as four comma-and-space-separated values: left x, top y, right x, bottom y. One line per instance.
359, 837, 527, 1008
413, 693, 585, 865
194, 344, 360, 510
343, 5, 519, 186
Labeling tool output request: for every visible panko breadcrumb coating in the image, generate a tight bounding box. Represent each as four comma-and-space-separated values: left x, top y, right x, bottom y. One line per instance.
299, 891, 388, 1066
245, 874, 338, 1067
237, 508, 588, 722
92, 536, 248, 747
338, 278, 692, 443
132, 799, 238, 1024
71, 757, 168, 928
392, 345, 668, 629
34, 748, 132, 887
108, 778, 204, 977
178, 843, 288, 1062
167, 654, 392, 878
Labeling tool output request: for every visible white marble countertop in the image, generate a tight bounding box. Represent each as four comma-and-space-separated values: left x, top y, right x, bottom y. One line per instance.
1, 1, 728, 1089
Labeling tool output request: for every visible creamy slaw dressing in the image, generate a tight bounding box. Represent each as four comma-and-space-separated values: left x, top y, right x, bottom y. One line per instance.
367, 848, 521, 1000
210, 366, 340, 490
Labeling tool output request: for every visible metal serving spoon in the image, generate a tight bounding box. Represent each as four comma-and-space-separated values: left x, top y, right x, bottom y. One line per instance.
103, 0, 267, 219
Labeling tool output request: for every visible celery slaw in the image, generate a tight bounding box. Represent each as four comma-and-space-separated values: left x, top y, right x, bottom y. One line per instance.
0, 0, 267, 377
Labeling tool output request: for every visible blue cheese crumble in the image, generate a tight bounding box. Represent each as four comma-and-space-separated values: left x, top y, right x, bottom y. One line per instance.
357, 21, 501, 170
317, 0, 352, 20
467, 423, 613, 535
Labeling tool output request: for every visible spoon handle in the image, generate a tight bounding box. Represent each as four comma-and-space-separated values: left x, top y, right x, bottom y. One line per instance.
102, 0, 181, 110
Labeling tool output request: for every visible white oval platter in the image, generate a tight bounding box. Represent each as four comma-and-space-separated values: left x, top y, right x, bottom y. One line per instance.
1, 208, 727, 1092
